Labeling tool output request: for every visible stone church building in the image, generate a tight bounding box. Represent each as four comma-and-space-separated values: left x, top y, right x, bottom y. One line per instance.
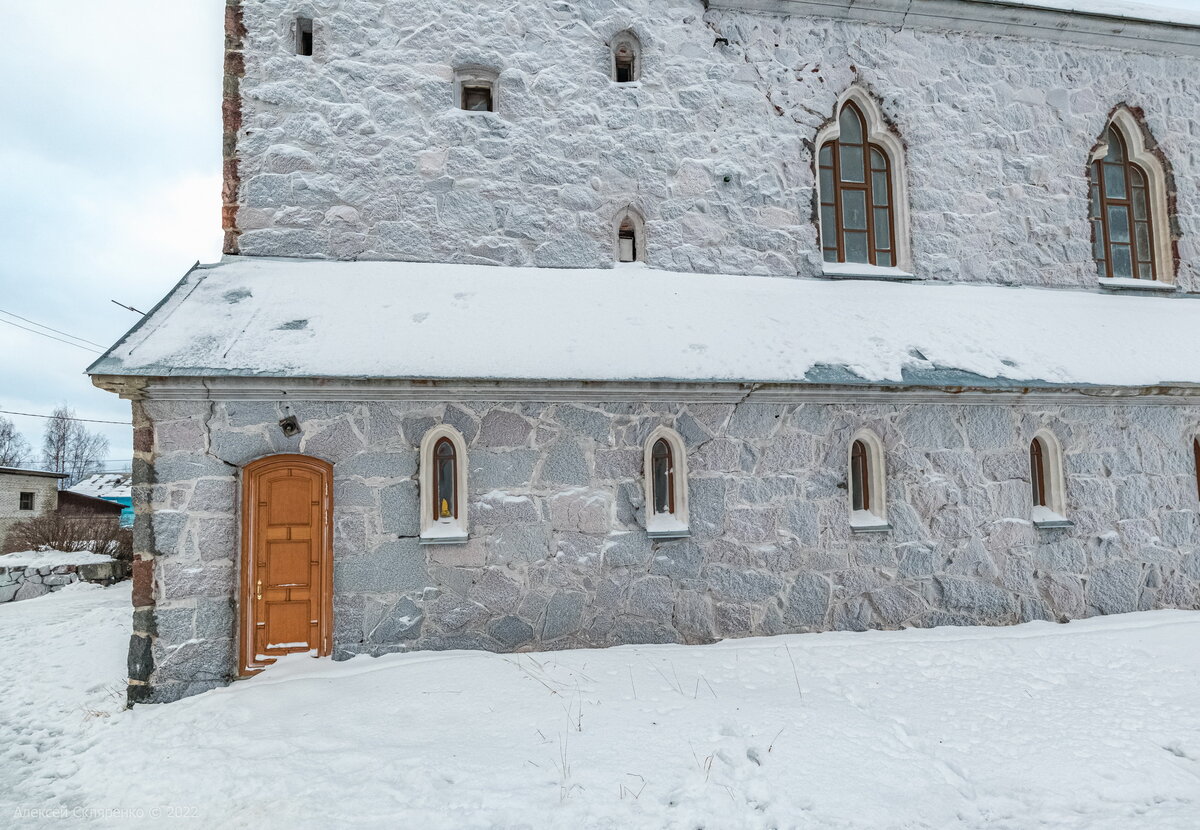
91, 0, 1200, 703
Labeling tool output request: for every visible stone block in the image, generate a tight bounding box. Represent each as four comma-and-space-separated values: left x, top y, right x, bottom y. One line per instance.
366, 597, 423, 642
542, 590, 586, 640
471, 450, 538, 490
487, 525, 551, 564
650, 539, 703, 580
936, 576, 1016, 622
595, 449, 641, 480
539, 439, 590, 487
478, 411, 533, 447
867, 586, 926, 625
379, 480, 420, 536
1086, 562, 1142, 614
603, 533, 653, 569
702, 564, 784, 603
335, 539, 429, 593
471, 568, 522, 612
627, 575, 673, 620
189, 478, 236, 513
474, 492, 540, 526
162, 559, 234, 600
337, 450, 418, 479
548, 488, 612, 533
488, 615, 534, 648
784, 572, 831, 628
302, 419, 365, 463
554, 405, 613, 444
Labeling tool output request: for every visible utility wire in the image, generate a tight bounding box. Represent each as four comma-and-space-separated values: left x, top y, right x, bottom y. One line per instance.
0, 409, 130, 425
0, 317, 102, 354
0, 308, 107, 349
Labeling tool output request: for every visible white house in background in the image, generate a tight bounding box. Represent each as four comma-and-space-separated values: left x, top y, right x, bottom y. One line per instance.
87, 0, 1200, 705
0, 467, 66, 543
69, 474, 134, 527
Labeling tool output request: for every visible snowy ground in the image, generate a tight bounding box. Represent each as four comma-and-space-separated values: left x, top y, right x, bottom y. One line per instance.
2, 585, 1199, 829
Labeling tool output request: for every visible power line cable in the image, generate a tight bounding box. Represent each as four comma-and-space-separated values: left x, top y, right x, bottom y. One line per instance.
0, 308, 107, 349
0, 317, 102, 353
0, 409, 130, 425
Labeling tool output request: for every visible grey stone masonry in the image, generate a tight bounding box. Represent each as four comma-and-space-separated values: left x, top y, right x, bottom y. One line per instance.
133, 396, 1200, 702
229, 0, 1199, 291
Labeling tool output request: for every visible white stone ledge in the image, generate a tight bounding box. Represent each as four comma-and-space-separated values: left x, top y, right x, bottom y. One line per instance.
706, 0, 1200, 57
821, 262, 918, 281
1098, 278, 1178, 293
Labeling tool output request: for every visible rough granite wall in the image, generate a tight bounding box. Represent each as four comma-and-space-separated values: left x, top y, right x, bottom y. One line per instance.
227, 0, 1199, 290
132, 397, 1200, 702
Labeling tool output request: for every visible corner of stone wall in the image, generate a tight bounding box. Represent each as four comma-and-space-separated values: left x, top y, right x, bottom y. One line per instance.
222, 0, 246, 256
127, 399, 157, 706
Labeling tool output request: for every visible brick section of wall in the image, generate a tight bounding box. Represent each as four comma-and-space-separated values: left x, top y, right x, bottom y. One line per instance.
0, 473, 60, 547
227, 0, 1200, 290
222, 0, 247, 255
133, 397, 1200, 702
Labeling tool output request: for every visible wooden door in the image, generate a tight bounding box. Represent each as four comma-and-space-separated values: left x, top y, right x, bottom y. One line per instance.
240, 455, 333, 675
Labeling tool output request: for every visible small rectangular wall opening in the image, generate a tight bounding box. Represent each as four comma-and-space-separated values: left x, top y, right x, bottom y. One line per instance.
462, 84, 494, 112
19, 492, 34, 511
296, 17, 314, 56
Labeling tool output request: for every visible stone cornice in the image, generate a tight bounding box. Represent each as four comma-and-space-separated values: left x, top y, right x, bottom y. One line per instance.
704, 0, 1200, 57
90, 375, 1200, 407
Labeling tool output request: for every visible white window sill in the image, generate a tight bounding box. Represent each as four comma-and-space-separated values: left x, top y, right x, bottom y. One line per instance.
419, 529, 469, 545
648, 529, 691, 540
850, 510, 892, 533
647, 517, 690, 540
1031, 506, 1072, 530
1098, 278, 1176, 292
822, 262, 917, 281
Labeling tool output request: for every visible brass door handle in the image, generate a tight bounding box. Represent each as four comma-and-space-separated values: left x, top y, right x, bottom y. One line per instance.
256, 579, 263, 600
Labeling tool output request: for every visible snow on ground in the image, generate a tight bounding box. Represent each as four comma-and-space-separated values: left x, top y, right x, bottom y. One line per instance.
2, 585, 1199, 829
0, 549, 116, 568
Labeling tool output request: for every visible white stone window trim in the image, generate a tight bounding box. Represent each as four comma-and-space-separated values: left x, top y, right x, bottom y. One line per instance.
1090, 107, 1175, 286
848, 428, 891, 533
419, 424, 470, 545
454, 66, 499, 114
644, 426, 689, 539
815, 87, 913, 276
613, 206, 646, 264
1031, 428, 1072, 530
610, 30, 642, 84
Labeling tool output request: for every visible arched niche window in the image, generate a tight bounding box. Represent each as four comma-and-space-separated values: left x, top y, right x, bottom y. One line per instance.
815, 90, 910, 275
611, 31, 641, 83
420, 425, 469, 543
1089, 109, 1173, 285
848, 429, 889, 532
614, 207, 645, 264
644, 426, 688, 538
1193, 437, 1200, 502
1030, 430, 1070, 528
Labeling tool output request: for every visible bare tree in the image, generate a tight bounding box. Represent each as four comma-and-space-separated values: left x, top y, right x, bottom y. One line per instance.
0, 416, 32, 467
40, 405, 110, 488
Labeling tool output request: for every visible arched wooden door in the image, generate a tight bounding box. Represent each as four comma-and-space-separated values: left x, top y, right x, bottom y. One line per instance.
239, 454, 333, 675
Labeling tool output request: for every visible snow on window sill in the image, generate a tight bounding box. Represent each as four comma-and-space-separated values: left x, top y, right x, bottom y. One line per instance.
647, 515, 690, 540
850, 510, 892, 533
419, 525, 469, 545
822, 262, 918, 281
1031, 506, 1073, 530
1098, 277, 1176, 292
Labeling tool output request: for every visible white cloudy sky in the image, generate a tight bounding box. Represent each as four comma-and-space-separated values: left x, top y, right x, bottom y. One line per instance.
0, 0, 1193, 468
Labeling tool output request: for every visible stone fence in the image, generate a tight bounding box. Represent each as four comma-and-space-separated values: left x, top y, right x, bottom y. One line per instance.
0, 561, 129, 603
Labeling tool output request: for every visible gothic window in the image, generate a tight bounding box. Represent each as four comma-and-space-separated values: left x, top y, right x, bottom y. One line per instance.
611, 32, 641, 83
1089, 109, 1173, 285
848, 430, 889, 531
420, 425, 469, 543
295, 17, 314, 56
455, 67, 498, 113
816, 92, 907, 272
644, 426, 688, 538
614, 207, 645, 263
1030, 430, 1069, 527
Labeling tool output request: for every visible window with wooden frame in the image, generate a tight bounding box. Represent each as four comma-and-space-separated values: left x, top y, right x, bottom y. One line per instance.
419, 425, 469, 543
611, 31, 641, 83
848, 429, 889, 531
455, 67, 498, 114
644, 426, 688, 538
1193, 438, 1200, 502
819, 102, 896, 267
1030, 430, 1070, 528
19, 491, 34, 511
1089, 109, 1173, 285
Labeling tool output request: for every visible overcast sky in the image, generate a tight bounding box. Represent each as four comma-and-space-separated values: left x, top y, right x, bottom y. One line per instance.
0, 0, 1193, 469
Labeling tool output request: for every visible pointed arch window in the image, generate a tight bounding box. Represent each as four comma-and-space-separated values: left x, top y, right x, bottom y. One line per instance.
420, 425, 469, 543
644, 426, 688, 538
848, 430, 889, 532
1089, 110, 1173, 285
1030, 431, 1070, 528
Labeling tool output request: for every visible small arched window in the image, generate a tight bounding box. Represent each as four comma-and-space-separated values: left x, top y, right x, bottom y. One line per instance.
848, 430, 889, 531
1193, 438, 1200, 501
816, 91, 907, 272
1030, 431, 1070, 528
420, 425, 469, 543
613, 207, 645, 263
455, 66, 498, 113
644, 426, 688, 538
611, 31, 641, 83
1089, 109, 1173, 284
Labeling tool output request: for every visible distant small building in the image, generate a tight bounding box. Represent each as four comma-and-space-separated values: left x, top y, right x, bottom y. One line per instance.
57, 491, 126, 521
0, 467, 66, 542
69, 474, 133, 527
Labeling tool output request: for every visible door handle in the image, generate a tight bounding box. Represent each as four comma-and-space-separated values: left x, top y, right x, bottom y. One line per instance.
256, 579, 263, 601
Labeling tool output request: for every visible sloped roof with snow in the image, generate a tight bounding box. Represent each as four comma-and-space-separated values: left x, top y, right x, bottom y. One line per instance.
88, 257, 1200, 390
69, 474, 132, 501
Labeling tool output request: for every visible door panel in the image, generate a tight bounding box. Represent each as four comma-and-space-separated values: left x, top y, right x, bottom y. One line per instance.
240, 455, 333, 674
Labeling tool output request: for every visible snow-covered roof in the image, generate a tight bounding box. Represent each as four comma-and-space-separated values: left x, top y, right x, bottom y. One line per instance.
997, 0, 1200, 27
69, 474, 131, 501
89, 257, 1200, 390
